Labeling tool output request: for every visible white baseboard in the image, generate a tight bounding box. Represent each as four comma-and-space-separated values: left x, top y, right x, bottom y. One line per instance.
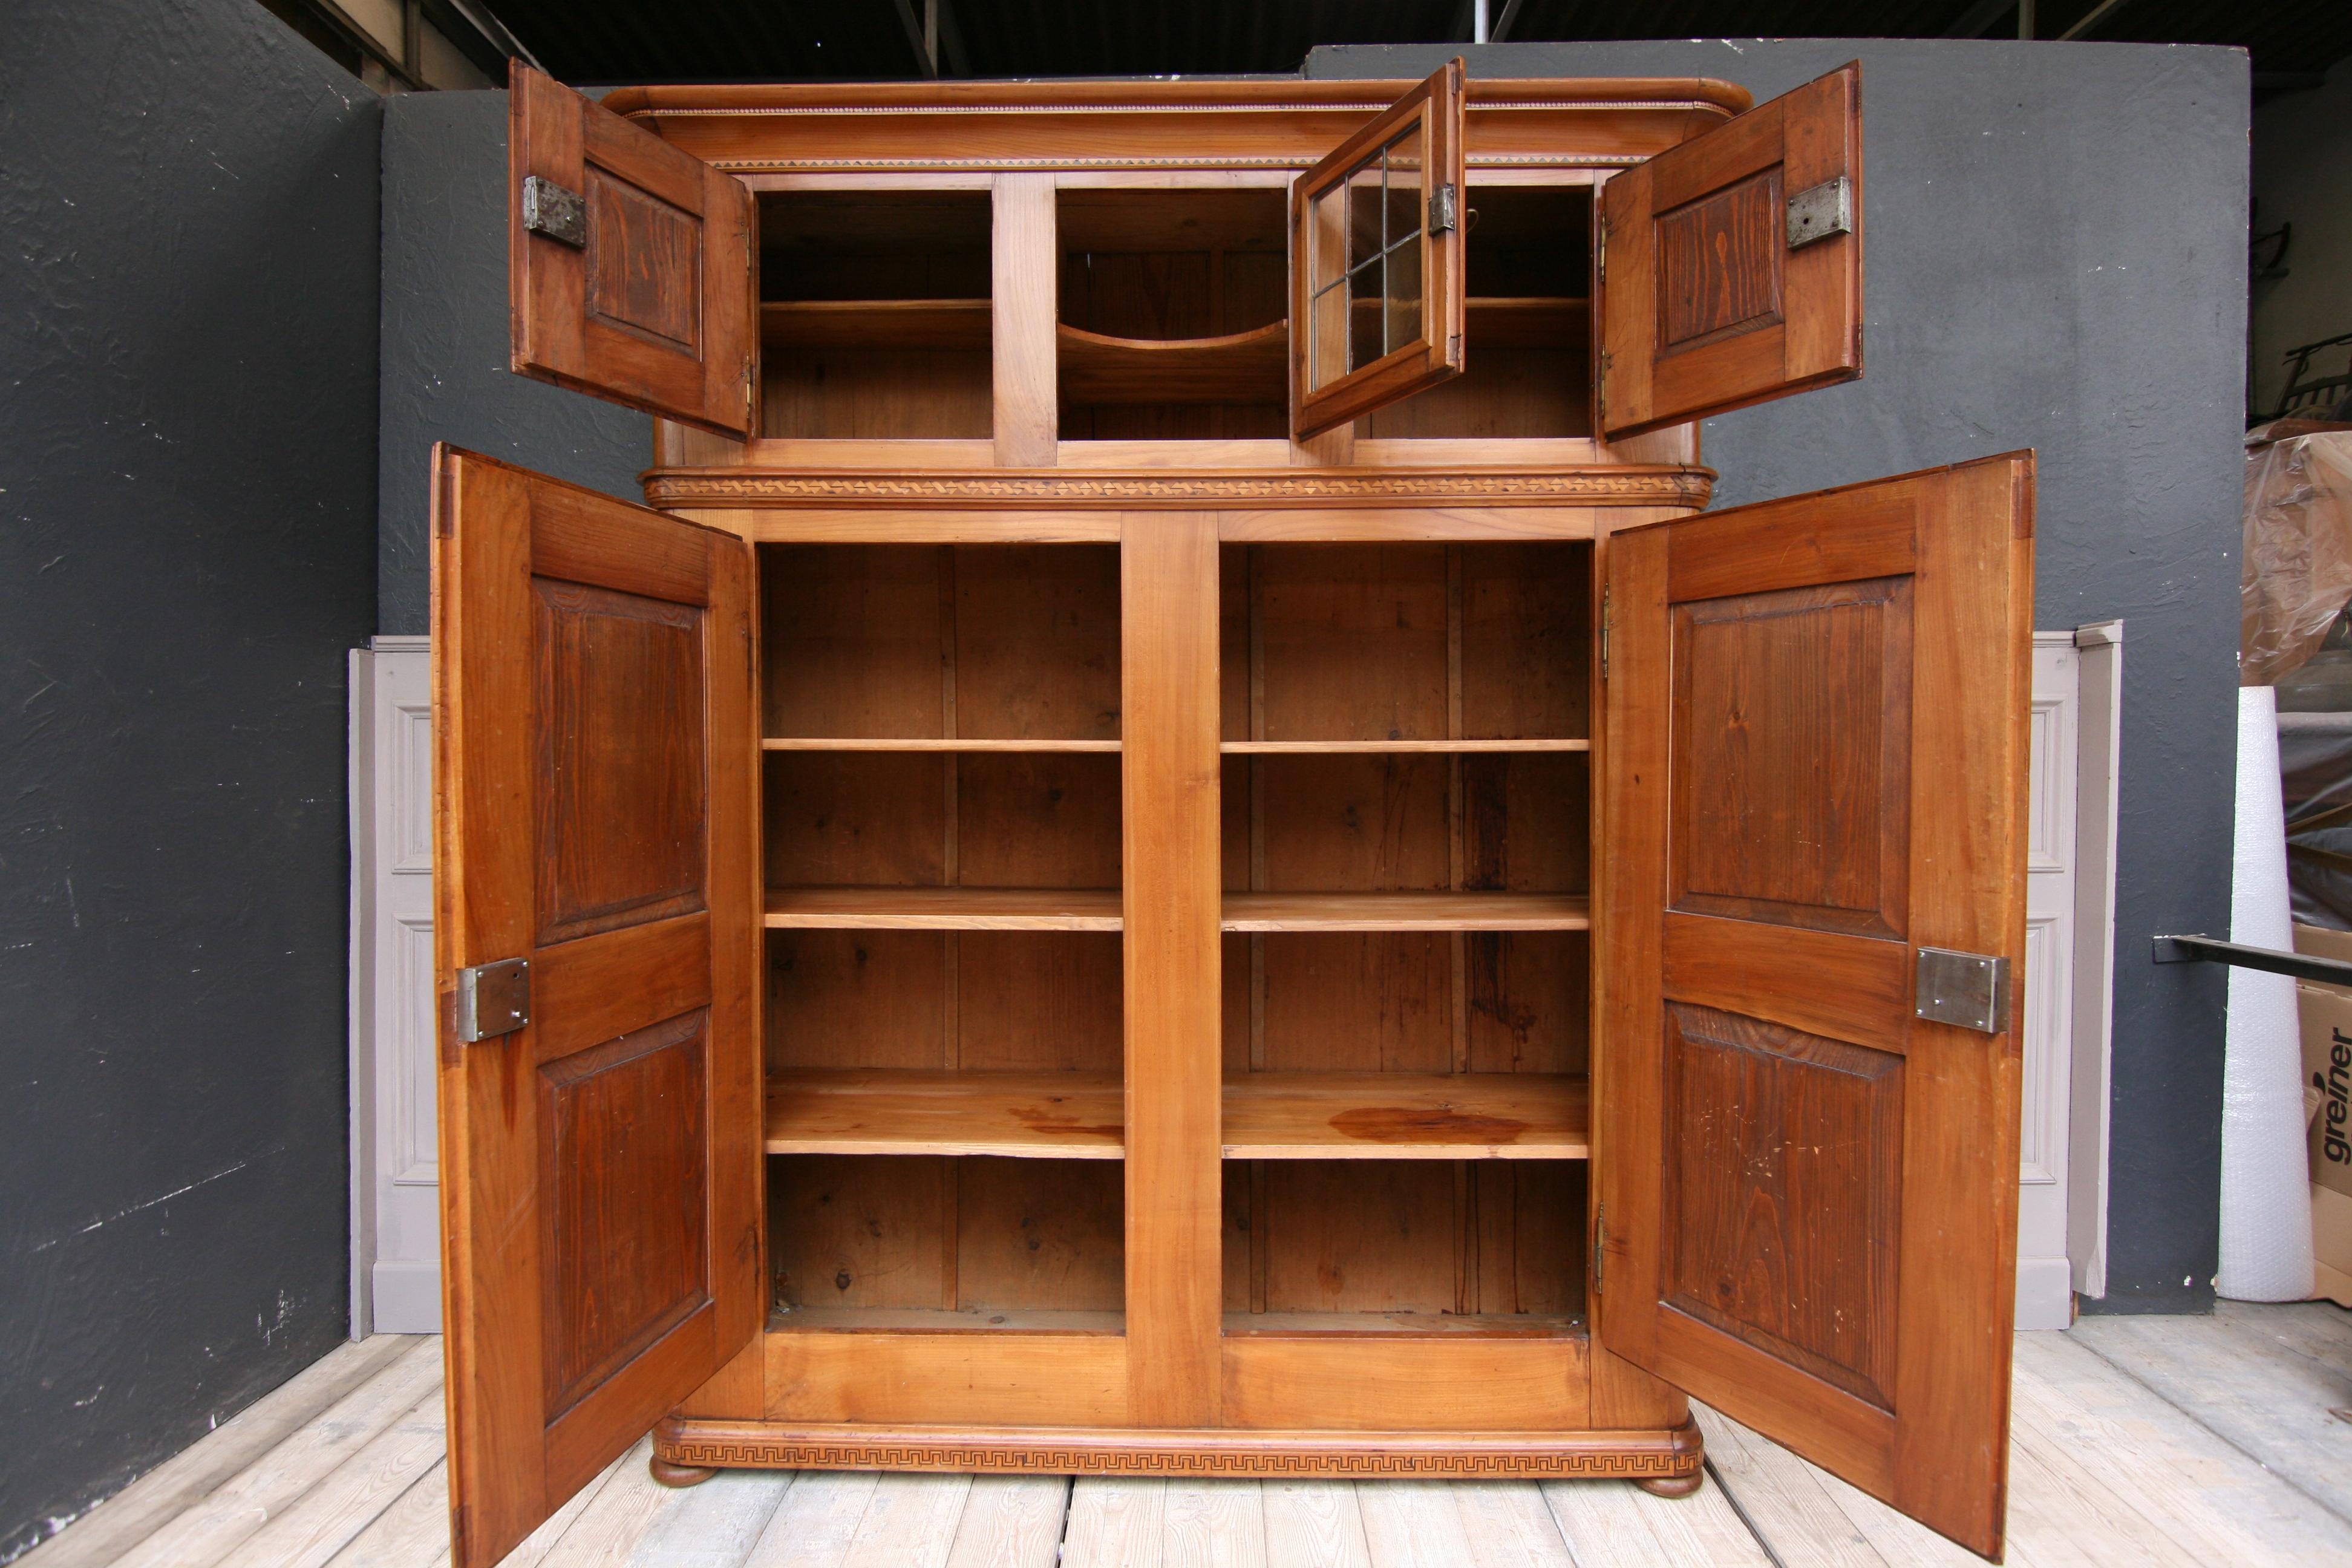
2015, 1255, 2074, 1331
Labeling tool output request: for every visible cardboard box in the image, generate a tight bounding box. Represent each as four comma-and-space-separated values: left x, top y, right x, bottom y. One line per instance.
2295, 922, 2352, 1306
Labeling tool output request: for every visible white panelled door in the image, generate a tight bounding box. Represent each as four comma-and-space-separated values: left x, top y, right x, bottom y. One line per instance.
350, 636, 440, 1334
2016, 634, 2080, 1328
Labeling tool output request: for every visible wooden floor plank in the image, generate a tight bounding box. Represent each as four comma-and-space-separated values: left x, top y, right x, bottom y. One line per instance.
1450, 1483, 1573, 1568
839, 1473, 974, 1568
2072, 1303, 2352, 1523
492, 1445, 635, 1568
1161, 1480, 1268, 1568
626, 1468, 795, 1567
742, 1471, 878, 1568
1260, 1481, 1373, 1568
529, 1437, 682, 1568
1691, 1407, 1887, 1568
232, 1385, 450, 1568
1063, 1478, 1166, 1568
320, 1460, 451, 1568
108, 1339, 444, 1568
2008, 1331, 2352, 1568
17, 1334, 422, 1568
1541, 1477, 1771, 1568
942, 1476, 1067, 1568
1357, 1479, 1472, 1568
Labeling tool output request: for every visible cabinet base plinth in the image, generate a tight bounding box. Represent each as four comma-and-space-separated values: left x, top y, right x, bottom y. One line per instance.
648, 1457, 719, 1489
655, 1416, 1701, 1481
1635, 1469, 1705, 1498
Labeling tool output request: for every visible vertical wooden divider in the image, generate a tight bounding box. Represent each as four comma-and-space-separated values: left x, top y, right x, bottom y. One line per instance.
1122, 511, 1224, 1427
993, 174, 1058, 466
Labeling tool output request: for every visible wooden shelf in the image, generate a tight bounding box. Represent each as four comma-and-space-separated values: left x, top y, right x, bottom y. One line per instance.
761, 298, 990, 351
1220, 892, 1590, 932
1221, 739, 1587, 754
765, 737, 1121, 753
1058, 321, 1287, 405
771, 1306, 1125, 1336
766, 1069, 1123, 1158
1223, 1073, 1589, 1160
1223, 1312, 1583, 1338
765, 887, 1122, 930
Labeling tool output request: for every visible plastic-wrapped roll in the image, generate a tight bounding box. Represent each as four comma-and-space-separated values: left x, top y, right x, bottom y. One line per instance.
2217, 683, 2316, 1301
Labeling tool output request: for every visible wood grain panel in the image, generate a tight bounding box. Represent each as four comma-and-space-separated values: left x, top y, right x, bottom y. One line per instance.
1260, 1162, 1457, 1313
764, 1330, 1131, 1427
1661, 1004, 1901, 1410
959, 1157, 1126, 1312
957, 753, 1123, 887
1121, 512, 1225, 1426
585, 171, 700, 349
540, 1013, 711, 1417
955, 546, 1122, 740
1670, 577, 1910, 938
1255, 545, 1448, 742
532, 580, 705, 944
759, 545, 944, 739
1459, 543, 1590, 741
765, 930, 947, 1071
1222, 1072, 1587, 1159
1221, 1336, 1587, 1431
955, 932, 1123, 1071
770, 1155, 949, 1311
761, 752, 946, 887
1656, 169, 1782, 353
529, 912, 713, 1065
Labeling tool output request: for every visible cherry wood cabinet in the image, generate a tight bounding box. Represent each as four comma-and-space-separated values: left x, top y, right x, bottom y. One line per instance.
435, 59, 2034, 1568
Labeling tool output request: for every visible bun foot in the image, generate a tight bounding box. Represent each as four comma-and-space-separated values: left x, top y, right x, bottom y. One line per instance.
1636, 1470, 1705, 1499
649, 1456, 719, 1489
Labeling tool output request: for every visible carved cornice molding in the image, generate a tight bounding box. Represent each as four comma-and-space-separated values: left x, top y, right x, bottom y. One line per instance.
642, 466, 1714, 511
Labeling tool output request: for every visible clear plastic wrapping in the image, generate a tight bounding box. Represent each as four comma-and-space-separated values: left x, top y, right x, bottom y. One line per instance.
2243, 430, 2352, 686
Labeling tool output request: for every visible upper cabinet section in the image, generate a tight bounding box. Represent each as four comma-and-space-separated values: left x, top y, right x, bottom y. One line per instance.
1289, 61, 1467, 442
509, 64, 759, 438
1595, 63, 1863, 440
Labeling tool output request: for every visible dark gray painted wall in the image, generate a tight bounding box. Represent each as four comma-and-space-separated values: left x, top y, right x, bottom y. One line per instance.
377, 91, 650, 636
1312, 40, 2247, 1312
0, 0, 382, 1555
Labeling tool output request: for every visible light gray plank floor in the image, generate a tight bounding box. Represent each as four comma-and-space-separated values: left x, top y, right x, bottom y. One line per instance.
22, 1305, 2352, 1567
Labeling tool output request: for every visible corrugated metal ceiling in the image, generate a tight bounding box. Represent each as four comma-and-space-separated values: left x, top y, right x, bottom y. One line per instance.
477, 0, 2352, 88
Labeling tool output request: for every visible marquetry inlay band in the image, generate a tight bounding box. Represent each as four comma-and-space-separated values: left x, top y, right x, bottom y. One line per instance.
654, 1419, 1705, 1479
641, 468, 1714, 509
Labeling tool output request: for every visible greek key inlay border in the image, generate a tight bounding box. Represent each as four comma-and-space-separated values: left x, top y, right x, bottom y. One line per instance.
653, 1421, 1704, 1480
659, 1440, 1694, 1478
641, 468, 1714, 509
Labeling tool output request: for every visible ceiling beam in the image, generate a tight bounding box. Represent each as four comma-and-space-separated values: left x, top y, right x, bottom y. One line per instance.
889, 0, 937, 76
2057, 0, 2135, 41
1491, 0, 1527, 42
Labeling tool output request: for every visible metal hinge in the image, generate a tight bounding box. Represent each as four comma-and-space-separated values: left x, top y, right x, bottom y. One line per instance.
1594, 214, 1608, 285
1428, 183, 1459, 236
1592, 1203, 1606, 1292
455, 958, 531, 1042
1599, 586, 1611, 682
521, 175, 587, 249
742, 355, 757, 422
1786, 176, 1854, 250
1914, 947, 2009, 1033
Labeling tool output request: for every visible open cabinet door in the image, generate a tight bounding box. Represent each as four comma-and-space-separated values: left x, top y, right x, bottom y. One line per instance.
1290, 59, 1466, 440
1596, 62, 1861, 440
433, 448, 762, 1568
510, 62, 759, 438
1598, 454, 2034, 1560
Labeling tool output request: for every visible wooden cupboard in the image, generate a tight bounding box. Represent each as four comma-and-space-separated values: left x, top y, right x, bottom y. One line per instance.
433, 58, 2034, 1568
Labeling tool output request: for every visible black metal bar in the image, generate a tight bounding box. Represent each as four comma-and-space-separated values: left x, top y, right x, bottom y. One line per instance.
2151, 934, 2352, 988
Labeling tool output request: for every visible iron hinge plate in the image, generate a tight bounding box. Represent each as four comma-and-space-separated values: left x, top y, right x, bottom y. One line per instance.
521, 175, 587, 249
1594, 214, 1608, 285
1592, 1203, 1606, 1292
1599, 585, 1611, 682
1786, 176, 1854, 250
456, 958, 532, 1043
1914, 947, 2009, 1033
1428, 183, 1459, 237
